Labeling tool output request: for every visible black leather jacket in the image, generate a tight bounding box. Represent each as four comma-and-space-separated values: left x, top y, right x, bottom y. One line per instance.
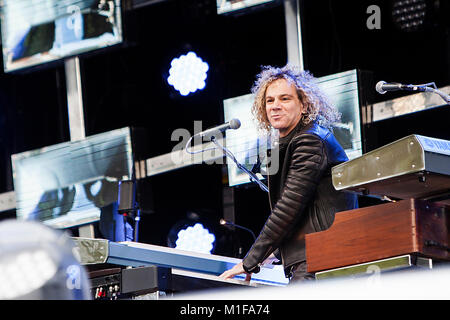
242, 121, 358, 276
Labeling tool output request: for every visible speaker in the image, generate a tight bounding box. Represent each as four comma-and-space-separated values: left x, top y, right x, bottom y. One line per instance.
118, 180, 135, 214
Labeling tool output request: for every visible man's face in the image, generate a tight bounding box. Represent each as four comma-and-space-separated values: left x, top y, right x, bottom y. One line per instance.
265, 79, 304, 137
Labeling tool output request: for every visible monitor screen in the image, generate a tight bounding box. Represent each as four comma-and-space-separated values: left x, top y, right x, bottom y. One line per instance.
11, 127, 133, 229
319, 69, 363, 160
223, 93, 275, 188
217, 0, 276, 15
0, 0, 123, 73
223, 69, 363, 187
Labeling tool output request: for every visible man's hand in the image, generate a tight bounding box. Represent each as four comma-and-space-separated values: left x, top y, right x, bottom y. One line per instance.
219, 262, 251, 282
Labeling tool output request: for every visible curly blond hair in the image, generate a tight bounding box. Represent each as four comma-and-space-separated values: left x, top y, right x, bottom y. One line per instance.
251, 64, 340, 132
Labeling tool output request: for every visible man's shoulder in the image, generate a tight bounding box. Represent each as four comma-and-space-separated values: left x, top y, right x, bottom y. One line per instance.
302, 122, 331, 138
293, 122, 348, 162
293, 122, 331, 142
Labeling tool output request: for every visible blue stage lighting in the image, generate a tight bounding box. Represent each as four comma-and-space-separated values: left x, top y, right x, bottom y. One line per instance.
175, 223, 215, 254
167, 51, 209, 96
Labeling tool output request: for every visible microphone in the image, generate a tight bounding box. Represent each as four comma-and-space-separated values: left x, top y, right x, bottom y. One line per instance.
220, 218, 256, 242
375, 81, 432, 94
196, 118, 241, 139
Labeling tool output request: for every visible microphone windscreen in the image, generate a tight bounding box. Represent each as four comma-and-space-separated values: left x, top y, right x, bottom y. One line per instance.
375, 81, 387, 94
229, 118, 241, 130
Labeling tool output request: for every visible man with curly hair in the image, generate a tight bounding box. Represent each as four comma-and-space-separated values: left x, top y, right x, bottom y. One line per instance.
220, 64, 358, 283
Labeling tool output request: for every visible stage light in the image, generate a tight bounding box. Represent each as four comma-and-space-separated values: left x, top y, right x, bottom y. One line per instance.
167, 210, 219, 254
392, 0, 427, 31
0, 249, 57, 299
167, 51, 209, 96
174, 222, 216, 254
0, 220, 90, 299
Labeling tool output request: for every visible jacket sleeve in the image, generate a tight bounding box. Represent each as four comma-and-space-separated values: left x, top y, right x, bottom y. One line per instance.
242, 133, 328, 273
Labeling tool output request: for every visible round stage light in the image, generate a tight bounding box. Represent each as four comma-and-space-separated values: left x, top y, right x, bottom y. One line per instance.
167, 51, 209, 96
392, 0, 427, 31
174, 222, 216, 254
0, 220, 90, 299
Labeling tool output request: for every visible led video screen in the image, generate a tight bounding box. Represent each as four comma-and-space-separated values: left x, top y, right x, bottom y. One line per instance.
11, 128, 133, 229
0, 0, 123, 72
217, 0, 276, 15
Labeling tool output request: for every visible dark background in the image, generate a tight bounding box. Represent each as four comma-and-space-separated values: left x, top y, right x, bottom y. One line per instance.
0, 0, 449, 257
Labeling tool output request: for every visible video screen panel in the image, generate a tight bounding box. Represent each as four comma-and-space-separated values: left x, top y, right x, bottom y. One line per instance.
223, 69, 363, 187
11, 128, 133, 229
0, 0, 123, 72
217, 0, 276, 15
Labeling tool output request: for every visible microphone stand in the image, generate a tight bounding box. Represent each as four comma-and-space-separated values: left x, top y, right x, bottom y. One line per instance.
414, 82, 450, 104
428, 87, 450, 104
130, 177, 141, 242
220, 219, 256, 242
220, 219, 256, 258
209, 136, 269, 193
404, 82, 449, 104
